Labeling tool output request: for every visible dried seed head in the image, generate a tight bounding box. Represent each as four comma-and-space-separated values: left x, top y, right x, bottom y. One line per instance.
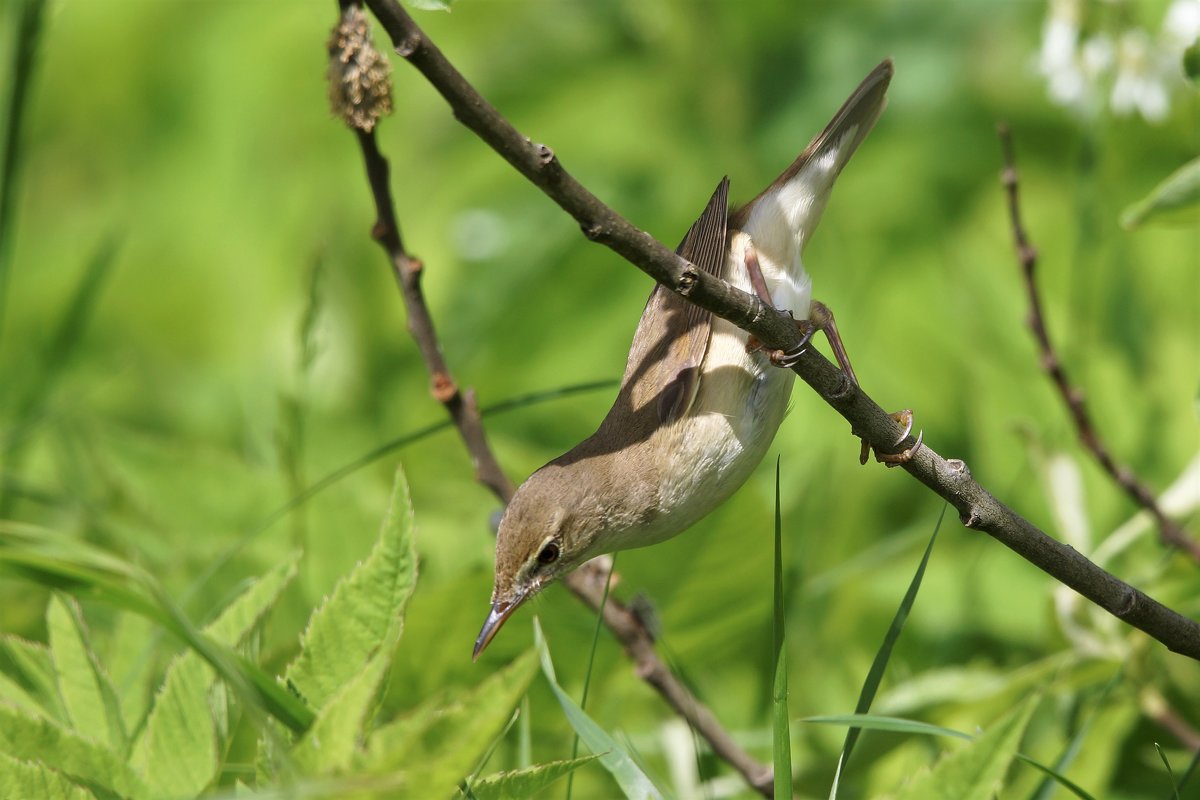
327, 5, 393, 133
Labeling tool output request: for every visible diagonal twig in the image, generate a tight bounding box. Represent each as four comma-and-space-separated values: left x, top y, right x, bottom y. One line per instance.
358, 0, 1200, 666
997, 125, 1200, 564
329, 4, 775, 795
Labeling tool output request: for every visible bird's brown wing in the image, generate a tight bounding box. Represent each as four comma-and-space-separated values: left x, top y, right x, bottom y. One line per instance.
620, 177, 729, 425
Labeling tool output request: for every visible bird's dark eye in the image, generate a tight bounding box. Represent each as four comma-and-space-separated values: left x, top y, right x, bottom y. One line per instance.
537, 542, 560, 565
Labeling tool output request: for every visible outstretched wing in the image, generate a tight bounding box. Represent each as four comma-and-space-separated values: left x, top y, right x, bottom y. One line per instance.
620, 177, 730, 424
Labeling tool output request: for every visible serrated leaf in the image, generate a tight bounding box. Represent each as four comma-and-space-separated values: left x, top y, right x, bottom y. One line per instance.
291, 648, 389, 776
105, 612, 157, 737
1120, 156, 1200, 229
47, 595, 127, 752
130, 556, 298, 798
891, 695, 1040, 800
0, 634, 68, 723
0, 704, 149, 799
363, 649, 539, 797
534, 621, 663, 800
286, 467, 416, 712
0, 750, 94, 800
468, 754, 602, 800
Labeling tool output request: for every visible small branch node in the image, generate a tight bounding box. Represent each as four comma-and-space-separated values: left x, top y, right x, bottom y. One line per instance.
431, 372, 458, 403
535, 143, 555, 166
394, 31, 420, 57
400, 255, 423, 278
831, 373, 854, 400
677, 266, 699, 296
1115, 585, 1138, 617
581, 221, 605, 241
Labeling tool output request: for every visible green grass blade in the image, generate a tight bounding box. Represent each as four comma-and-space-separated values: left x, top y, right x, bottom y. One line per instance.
772, 456, 791, 798
567, 553, 617, 800
1155, 743, 1180, 800
830, 503, 945, 798
805, 713, 974, 741
533, 619, 664, 800
1015, 754, 1097, 800
0, 0, 48, 337
0, 234, 119, 515
1173, 747, 1200, 798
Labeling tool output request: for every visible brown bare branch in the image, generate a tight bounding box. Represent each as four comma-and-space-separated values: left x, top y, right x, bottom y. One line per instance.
997, 125, 1200, 563
336, 9, 775, 796
358, 0, 1200, 667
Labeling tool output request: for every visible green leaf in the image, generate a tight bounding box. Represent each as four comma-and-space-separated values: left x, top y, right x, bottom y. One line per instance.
47, 595, 127, 752
469, 755, 602, 800
291, 648, 390, 776
534, 620, 663, 800
1120, 156, 1200, 229
0, 750, 93, 800
364, 650, 539, 796
831, 507, 943, 798
890, 695, 1039, 800
805, 714, 973, 741
772, 458, 791, 799
0, 634, 67, 722
285, 467, 416, 712
130, 556, 298, 798
0, 704, 149, 799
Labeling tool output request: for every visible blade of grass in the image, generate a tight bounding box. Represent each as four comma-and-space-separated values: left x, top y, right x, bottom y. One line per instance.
0, 235, 120, 515
829, 503, 946, 799
773, 456, 791, 799
1172, 747, 1200, 798
533, 618, 663, 799
1155, 744, 1180, 800
0, 0, 48, 340
567, 553, 617, 800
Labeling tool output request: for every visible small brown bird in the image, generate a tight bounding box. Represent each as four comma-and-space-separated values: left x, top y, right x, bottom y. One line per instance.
475, 60, 896, 658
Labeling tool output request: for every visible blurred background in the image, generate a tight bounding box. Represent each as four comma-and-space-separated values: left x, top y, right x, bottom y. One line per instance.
1, 0, 1197, 797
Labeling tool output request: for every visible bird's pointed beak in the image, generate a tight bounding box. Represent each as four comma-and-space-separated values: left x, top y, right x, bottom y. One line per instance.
472, 591, 527, 660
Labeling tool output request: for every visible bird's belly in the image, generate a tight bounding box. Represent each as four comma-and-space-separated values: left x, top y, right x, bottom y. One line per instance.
616, 320, 795, 550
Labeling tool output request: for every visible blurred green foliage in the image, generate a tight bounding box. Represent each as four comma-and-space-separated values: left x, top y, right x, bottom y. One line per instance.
1, 0, 1197, 797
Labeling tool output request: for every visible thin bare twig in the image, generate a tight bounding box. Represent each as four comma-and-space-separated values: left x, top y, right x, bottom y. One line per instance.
997, 125, 1200, 563
334, 9, 775, 796
360, 0, 1200, 665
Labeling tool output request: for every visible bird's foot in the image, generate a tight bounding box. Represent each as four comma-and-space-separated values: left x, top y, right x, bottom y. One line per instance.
859, 409, 923, 467
767, 319, 816, 367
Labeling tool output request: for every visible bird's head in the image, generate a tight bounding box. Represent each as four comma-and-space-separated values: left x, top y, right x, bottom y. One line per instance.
473, 468, 598, 659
